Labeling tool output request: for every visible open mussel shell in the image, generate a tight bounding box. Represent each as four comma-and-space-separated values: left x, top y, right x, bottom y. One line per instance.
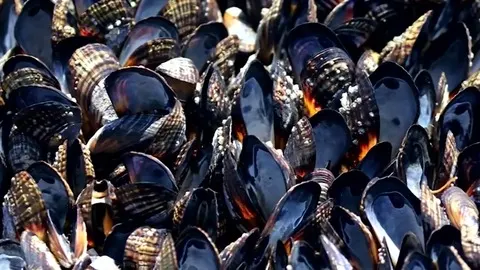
231, 60, 274, 144
360, 176, 424, 266
14, 0, 54, 69
104, 66, 176, 117
260, 181, 321, 249
434, 86, 480, 189
119, 16, 180, 68
285, 22, 346, 83
414, 70, 436, 130
309, 109, 351, 172
357, 141, 392, 179
328, 170, 370, 216
289, 240, 331, 269
175, 227, 221, 269
329, 206, 377, 269
52, 36, 96, 94
456, 142, 480, 192
223, 135, 290, 231
156, 57, 199, 103
370, 61, 420, 155
219, 228, 260, 269
174, 188, 219, 241
396, 125, 432, 198
123, 227, 169, 269
181, 22, 228, 73
1, 54, 60, 97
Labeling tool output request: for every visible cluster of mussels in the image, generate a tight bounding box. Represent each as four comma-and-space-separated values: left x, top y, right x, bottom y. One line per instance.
1, 0, 480, 269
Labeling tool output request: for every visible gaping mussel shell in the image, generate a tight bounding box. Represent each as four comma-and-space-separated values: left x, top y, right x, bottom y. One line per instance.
1, 54, 60, 97
175, 227, 221, 269
433, 86, 480, 190
396, 124, 433, 198
260, 181, 322, 249
370, 61, 420, 156
360, 176, 424, 266
223, 135, 292, 231
115, 152, 178, 226
231, 60, 274, 144
14, 0, 54, 69
181, 22, 229, 73
87, 66, 186, 175
118, 16, 180, 68
286, 22, 355, 116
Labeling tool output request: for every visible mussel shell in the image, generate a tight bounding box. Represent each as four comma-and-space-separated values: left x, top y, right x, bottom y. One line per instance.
122, 151, 177, 191
161, 0, 202, 40
289, 240, 330, 269
395, 233, 427, 270
8, 85, 76, 111
51, 0, 78, 45
426, 225, 464, 267
370, 61, 419, 155
435, 246, 470, 270
3, 54, 56, 80
396, 125, 432, 198
174, 188, 218, 241
26, 161, 72, 233
118, 16, 179, 66
134, 0, 168, 22
123, 227, 169, 269
456, 142, 480, 192
236, 135, 290, 221
219, 228, 260, 269
14, 0, 54, 69
104, 66, 176, 117
357, 141, 392, 179
155, 57, 199, 102
8, 130, 45, 173
414, 70, 436, 130
20, 231, 61, 270
334, 18, 377, 61
309, 109, 351, 171
260, 181, 321, 248
73, 0, 102, 16
52, 36, 96, 94
329, 206, 377, 269
441, 186, 479, 230
1, 66, 60, 97
285, 22, 345, 82
360, 176, 424, 266
103, 222, 141, 266
175, 227, 221, 270
181, 22, 228, 73
231, 60, 274, 144
328, 170, 370, 216
284, 117, 315, 178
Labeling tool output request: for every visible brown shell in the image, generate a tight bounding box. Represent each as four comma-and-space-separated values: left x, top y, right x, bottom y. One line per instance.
20, 231, 62, 270
213, 35, 240, 80
123, 38, 180, 68
284, 117, 315, 178
51, 0, 77, 44
431, 72, 449, 138
420, 180, 449, 234
124, 227, 169, 269
1, 68, 60, 97
161, 0, 201, 41
153, 233, 178, 270
156, 57, 199, 102
52, 139, 96, 184
6, 171, 47, 241
378, 11, 431, 65
68, 43, 119, 113
441, 186, 479, 230
77, 0, 133, 39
